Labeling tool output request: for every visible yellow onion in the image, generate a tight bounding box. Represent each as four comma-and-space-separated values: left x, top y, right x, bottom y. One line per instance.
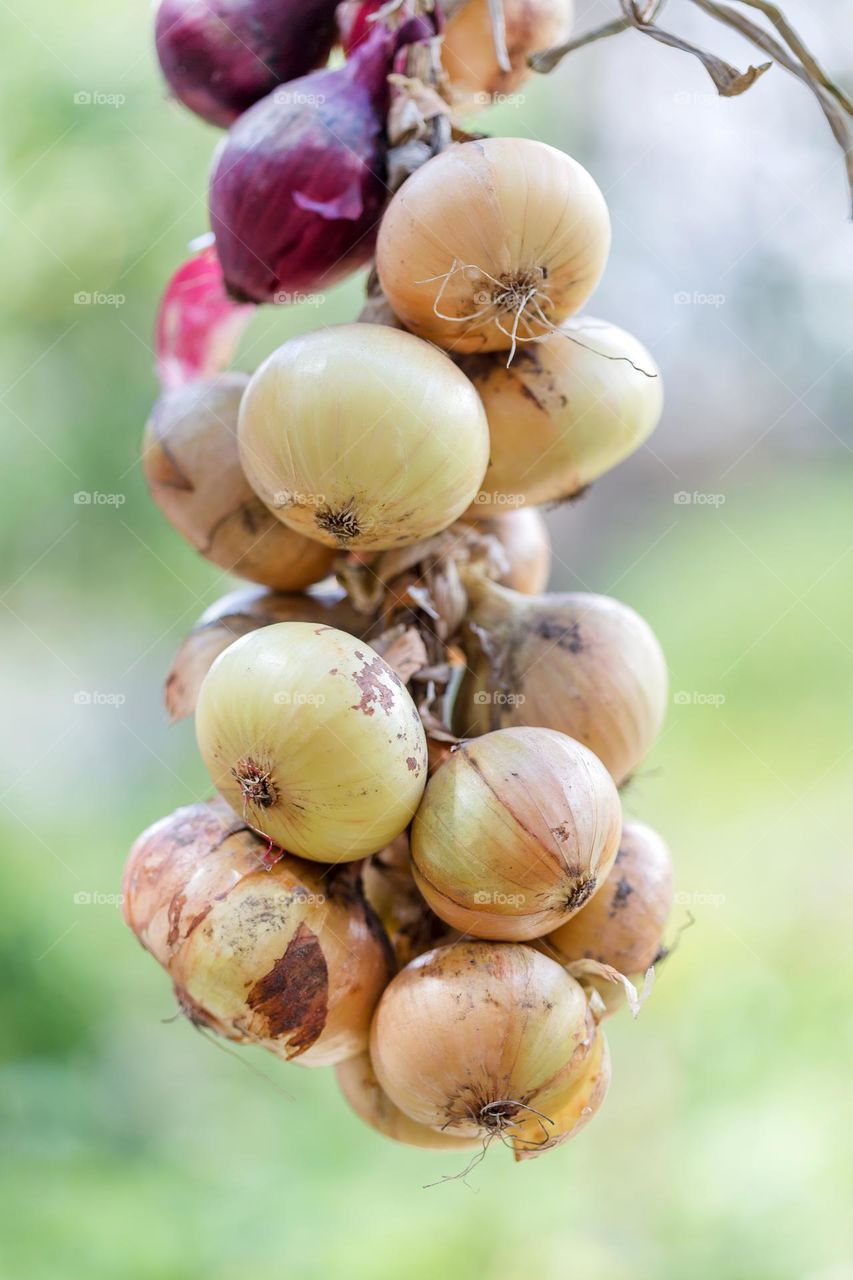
453, 575, 668, 784
442, 0, 574, 108
375, 138, 610, 355
363, 832, 458, 969
370, 940, 595, 1138
165, 584, 369, 722
469, 507, 551, 594
143, 376, 336, 589
459, 319, 663, 511
510, 1026, 610, 1160
195, 622, 427, 860
336, 1052, 480, 1150
411, 727, 622, 941
237, 324, 489, 550
122, 798, 394, 1065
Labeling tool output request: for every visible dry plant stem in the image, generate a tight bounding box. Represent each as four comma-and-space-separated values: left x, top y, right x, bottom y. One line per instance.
529, 18, 631, 73
487, 0, 512, 73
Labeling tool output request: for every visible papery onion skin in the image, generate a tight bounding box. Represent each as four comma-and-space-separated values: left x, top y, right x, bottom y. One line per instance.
336, 1053, 480, 1149
143, 376, 337, 590
209, 28, 392, 303
155, 0, 340, 128
195, 622, 428, 861
363, 833, 459, 968
122, 798, 394, 1065
376, 138, 611, 353
237, 324, 490, 551
468, 508, 551, 594
164, 584, 369, 722
459, 320, 664, 511
442, 0, 574, 106
411, 727, 622, 941
454, 576, 668, 785
511, 1027, 610, 1160
370, 941, 595, 1137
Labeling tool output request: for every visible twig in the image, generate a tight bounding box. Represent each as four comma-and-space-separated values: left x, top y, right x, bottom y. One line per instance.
529, 18, 631, 74
618, 0, 771, 97
487, 0, 512, 73
734, 0, 853, 115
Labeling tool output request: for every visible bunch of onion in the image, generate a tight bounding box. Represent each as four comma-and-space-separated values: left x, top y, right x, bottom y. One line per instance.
453, 574, 668, 785
122, 798, 394, 1065
362, 833, 458, 969
237, 324, 489, 550
541, 820, 674, 1018
143, 376, 337, 590
336, 1052, 480, 1150
458, 319, 663, 511
442, 0, 575, 109
370, 941, 597, 1143
411, 727, 622, 940
467, 507, 551, 594
164, 584, 369, 721
376, 137, 610, 356
196, 622, 427, 860
154, 0, 340, 128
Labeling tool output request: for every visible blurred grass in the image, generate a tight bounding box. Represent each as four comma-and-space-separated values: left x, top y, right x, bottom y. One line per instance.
1, 0, 852, 1276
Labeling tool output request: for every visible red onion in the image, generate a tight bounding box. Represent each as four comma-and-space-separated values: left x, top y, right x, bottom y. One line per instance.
155, 243, 253, 389
155, 0, 340, 128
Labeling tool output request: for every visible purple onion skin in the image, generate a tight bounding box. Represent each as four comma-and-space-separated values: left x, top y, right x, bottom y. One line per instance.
209, 28, 393, 302
155, 0, 340, 128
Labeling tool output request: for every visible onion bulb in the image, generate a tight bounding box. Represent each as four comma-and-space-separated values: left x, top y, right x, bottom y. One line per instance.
376, 138, 611, 355
442, 0, 574, 107
363, 833, 458, 969
165, 585, 368, 722
411, 727, 622, 941
454, 575, 668, 784
143, 376, 336, 589
336, 1053, 480, 1150
510, 1027, 610, 1160
370, 941, 595, 1138
469, 507, 551, 594
459, 320, 663, 511
237, 324, 489, 550
122, 798, 394, 1065
195, 622, 428, 860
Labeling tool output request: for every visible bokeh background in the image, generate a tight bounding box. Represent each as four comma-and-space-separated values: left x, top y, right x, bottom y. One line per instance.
2, 0, 852, 1276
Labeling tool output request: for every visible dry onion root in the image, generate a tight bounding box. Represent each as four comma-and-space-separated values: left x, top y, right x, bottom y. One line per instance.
510, 1025, 610, 1160
442, 0, 575, 110
411, 727, 622, 941
336, 1052, 481, 1150
142, 376, 336, 590
375, 137, 611, 357
122, 798, 394, 1065
370, 940, 597, 1144
453, 574, 668, 785
195, 622, 428, 861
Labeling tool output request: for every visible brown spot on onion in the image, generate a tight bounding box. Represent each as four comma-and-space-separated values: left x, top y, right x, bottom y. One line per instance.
246, 920, 328, 1055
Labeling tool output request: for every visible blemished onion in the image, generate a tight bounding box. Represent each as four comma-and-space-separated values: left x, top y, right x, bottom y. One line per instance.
411, 727, 622, 941
143, 376, 337, 590
510, 1027, 610, 1160
453, 575, 668, 785
459, 319, 664, 511
363, 833, 458, 969
154, 0, 339, 128
164, 584, 369, 722
122, 798, 394, 1065
370, 941, 596, 1138
469, 507, 551, 594
155, 246, 253, 390
442, 0, 574, 107
195, 622, 428, 860
336, 1053, 480, 1150
375, 138, 611, 355
237, 324, 490, 550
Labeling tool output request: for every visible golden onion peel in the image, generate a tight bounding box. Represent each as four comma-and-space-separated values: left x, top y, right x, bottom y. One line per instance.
195, 622, 428, 860
336, 1052, 480, 1150
511, 1026, 611, 1160
442, 0, 574, 108
411, 727, 622, 941
469, 507, 551, 594
237, 324, 490, 550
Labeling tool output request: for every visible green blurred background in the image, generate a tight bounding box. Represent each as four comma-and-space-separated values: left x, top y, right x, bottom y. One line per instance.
1, 1, 852, 1276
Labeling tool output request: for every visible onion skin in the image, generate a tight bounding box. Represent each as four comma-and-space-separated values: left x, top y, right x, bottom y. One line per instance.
458, 320, 664, 511
453, 576, 668, 785
469, 508, 551, 594
442, 0, 574, 105
370, 941, 595, 1137
143, 376, 337, 590
511, 1028, 610, 1160
376, 138, 611, 353
362, 833, 458, 969
411, 727, 622, 941
237, 325, 490, 551
209, 28, 392, 303
164, 585, 369, 722
195, 622, 428, 861
155, 0, 339, 129
122, 799, 394, 1065
336, 1053, 480, 1149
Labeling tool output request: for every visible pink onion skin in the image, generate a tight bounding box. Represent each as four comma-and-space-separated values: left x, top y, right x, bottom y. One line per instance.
155, 0, 340, 128
209, 26, 395, 303
155, 245, 253, 390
